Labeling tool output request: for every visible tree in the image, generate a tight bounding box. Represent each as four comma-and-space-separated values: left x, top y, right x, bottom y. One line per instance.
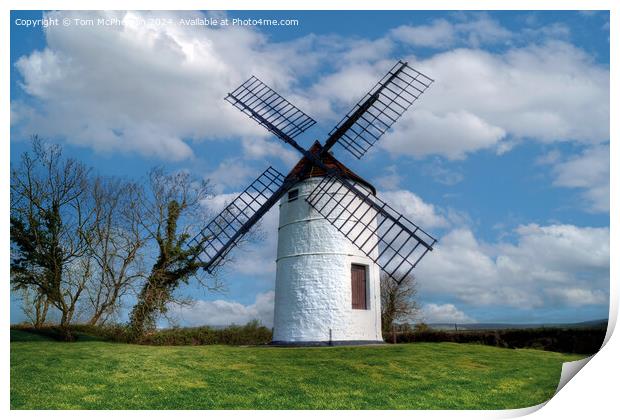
10, 137, 95, 338
127, 168, 216, 339
17, 286, 49, 328
85, 177, 146, 325
380, 272, 420, 333
10, 237, 50, 327
11, 139, 232, 337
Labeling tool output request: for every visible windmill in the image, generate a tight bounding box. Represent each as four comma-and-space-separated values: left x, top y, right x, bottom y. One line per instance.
188, 60, 437, 345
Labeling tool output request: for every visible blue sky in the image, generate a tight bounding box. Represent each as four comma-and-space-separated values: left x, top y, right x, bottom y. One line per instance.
10, 10, 610, 326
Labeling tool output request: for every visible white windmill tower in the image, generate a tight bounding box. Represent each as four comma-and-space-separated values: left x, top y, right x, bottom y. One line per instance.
273, 141, 382, 344
188, 61, 437, 345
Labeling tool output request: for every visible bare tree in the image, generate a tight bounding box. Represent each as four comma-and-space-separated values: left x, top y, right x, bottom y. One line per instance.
86, 178, 146, 325
11, 138, 241, 337
127, 167, 219, 339
10, 137, 94, 339
380, 272, 420, 333
17, 286, 50, 328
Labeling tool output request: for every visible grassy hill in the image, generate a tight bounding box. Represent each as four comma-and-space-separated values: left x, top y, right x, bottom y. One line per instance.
10, 329, 583, 410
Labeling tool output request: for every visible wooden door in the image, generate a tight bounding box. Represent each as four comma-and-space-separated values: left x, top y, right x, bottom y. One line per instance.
351, 264, 367, 309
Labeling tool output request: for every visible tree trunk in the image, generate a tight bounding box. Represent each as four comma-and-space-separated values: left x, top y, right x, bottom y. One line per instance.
128, 282, 164, 340
33, 293, 49, 328
88, 301, 112, 326
59, 309, 74, 341
88, 284, 121, 326
87, 311, 102, 326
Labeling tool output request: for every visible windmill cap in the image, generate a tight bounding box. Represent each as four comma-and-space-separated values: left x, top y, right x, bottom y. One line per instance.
285, 140, 377, 195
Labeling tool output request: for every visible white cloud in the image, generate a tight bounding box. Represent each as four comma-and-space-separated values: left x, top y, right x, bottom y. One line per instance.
416, 224, 609, 310
301, 41, 606, 161
205, 159, 257, 193
13, 10, 321, 161
522, 22, 571, 40
455, 16, 513, 47
391, 19, 456, 48
310, 62, 384, 108
505, 224, 610, 274
343, 37, 395, 63
167, 291, 275, 327
376, 188, 469, 230
379, 189, 449, 229
535, 149, 562, 165
381, 42, 608, 159
373, 165, 402, 190
241, 137, 299, 167
422, 303, 476, 323
14, 12, 609, 167
551, 144, 609, 212
201, 191, 239, 214
545, 288, 607, 306
390, 15, 512, 49
381, 109, 506, 160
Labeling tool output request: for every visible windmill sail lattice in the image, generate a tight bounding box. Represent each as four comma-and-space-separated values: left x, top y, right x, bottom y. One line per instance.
306, 175, 436, 284
188, 166, 286, 273
192, 60, 437, 284
226, 76, 316, 143
326, 61, 434, 159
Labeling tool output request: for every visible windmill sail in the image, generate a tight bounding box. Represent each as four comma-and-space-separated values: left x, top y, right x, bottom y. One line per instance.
226, 76, 316, 149
188, 166, 288, 273
323, 61, 433, 159
213, 60, 437, 281
306, 174, 436, 284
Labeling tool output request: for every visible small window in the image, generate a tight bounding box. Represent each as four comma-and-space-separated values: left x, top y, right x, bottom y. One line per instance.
288, 189, 299, 202
351, 264, 368, 310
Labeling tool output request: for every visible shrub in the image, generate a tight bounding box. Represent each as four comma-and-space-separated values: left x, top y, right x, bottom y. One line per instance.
392, 326, 606, 355
414, 323, 430, 333
11, 325, 73, 341
14, 320, 273, 346
134, 321, 272, 345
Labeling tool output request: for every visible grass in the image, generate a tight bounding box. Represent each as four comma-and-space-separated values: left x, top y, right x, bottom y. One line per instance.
10, 329, 583, 410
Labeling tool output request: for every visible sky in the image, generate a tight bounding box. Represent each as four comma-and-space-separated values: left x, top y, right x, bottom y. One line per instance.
9, 10, 610, 326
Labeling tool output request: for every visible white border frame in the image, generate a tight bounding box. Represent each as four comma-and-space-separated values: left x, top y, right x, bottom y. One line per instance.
2, 1, 616, 419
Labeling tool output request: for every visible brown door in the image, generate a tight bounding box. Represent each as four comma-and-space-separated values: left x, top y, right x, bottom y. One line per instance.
351, 264, 367, 310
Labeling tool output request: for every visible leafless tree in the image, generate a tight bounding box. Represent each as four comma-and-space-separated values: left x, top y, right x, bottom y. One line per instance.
127, 167, 223, 338
11, 138, 243, 338
85, 178, 146, 325
17, 286, 50, 328
10, 137, 95, 338
380, 272, 420, 333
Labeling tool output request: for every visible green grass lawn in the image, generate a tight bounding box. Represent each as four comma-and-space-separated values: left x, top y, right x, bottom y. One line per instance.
10, 329, 583, 410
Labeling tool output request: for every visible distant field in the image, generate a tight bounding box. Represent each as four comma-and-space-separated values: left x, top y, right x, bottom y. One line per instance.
10, 329, 583, 410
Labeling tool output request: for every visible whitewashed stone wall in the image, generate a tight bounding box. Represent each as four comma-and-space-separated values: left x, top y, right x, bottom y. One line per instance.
272, 177, 383, 343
